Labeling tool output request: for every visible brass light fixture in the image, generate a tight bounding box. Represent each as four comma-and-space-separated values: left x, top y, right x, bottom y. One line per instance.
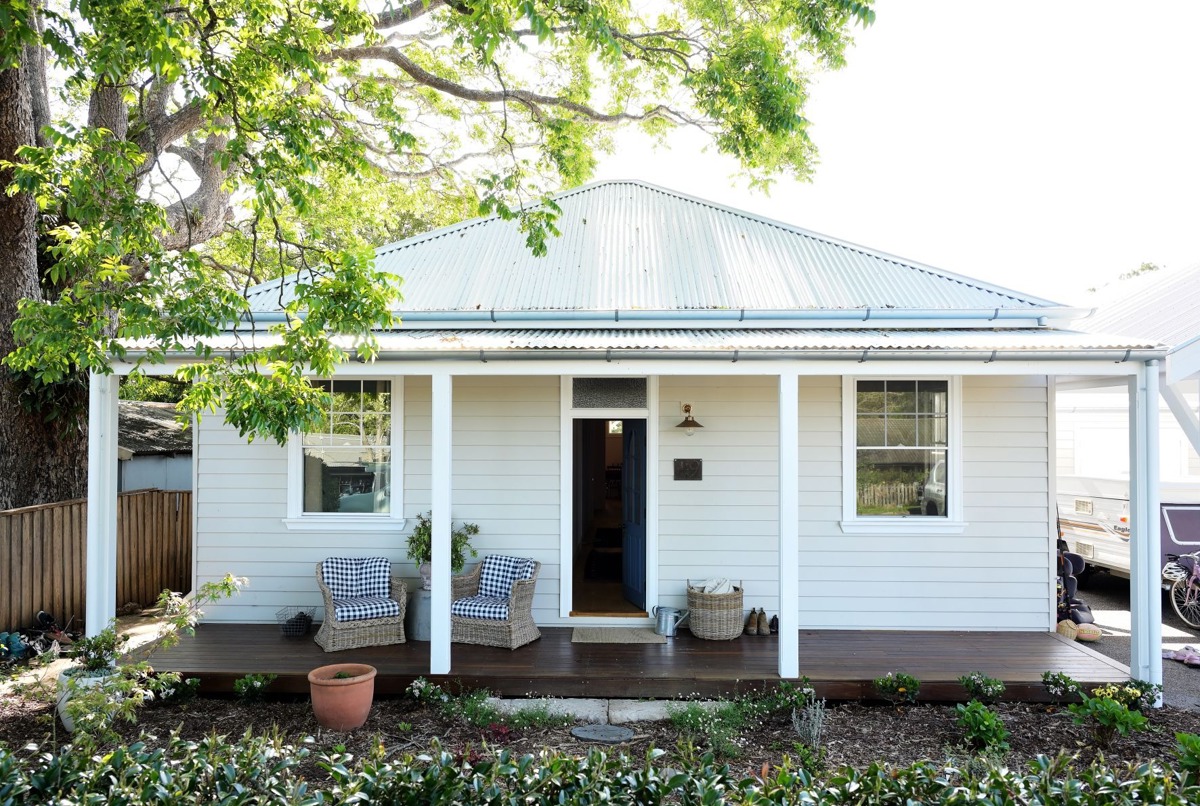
675, 404, 703, 436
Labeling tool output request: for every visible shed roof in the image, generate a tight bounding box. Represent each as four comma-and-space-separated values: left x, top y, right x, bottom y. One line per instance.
119, 401, 191, 456
1083, 262, 1200, 348
246, 180, 1064, 316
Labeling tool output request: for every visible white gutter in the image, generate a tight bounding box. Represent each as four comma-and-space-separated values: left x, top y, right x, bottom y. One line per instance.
235, 306, 1094, 328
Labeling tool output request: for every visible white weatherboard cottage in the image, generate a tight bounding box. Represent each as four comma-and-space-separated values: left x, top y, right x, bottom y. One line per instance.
85, 180, 1168, 687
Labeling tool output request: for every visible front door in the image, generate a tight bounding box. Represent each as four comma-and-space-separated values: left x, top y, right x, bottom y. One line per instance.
621, 419, 647, 609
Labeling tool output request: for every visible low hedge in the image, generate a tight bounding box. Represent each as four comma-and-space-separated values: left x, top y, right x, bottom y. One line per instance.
1, 731, 1198, 805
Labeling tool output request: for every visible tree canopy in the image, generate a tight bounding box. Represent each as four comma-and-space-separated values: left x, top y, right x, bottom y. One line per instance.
0, 0, 873, 507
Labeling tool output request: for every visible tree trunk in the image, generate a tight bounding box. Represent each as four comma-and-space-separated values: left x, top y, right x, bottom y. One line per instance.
0, 63, 89, 511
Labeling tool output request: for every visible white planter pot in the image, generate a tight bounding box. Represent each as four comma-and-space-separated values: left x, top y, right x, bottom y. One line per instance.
56, 667, 120, 732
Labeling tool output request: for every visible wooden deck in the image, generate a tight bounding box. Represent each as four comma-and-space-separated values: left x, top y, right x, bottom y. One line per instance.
143, 625, 1130, 702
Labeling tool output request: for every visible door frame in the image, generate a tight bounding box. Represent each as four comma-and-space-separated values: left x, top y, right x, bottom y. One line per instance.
559, 376, 659, 620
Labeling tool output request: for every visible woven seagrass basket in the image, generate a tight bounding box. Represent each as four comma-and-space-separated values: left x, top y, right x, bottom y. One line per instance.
686, 580, 743, 641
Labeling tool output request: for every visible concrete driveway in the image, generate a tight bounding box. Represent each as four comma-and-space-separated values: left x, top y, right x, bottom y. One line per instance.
1077, 572, 1200, 709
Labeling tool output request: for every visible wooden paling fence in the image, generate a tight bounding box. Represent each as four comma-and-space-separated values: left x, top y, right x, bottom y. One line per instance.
858, 481, 921, 509
0, 489, 191, 632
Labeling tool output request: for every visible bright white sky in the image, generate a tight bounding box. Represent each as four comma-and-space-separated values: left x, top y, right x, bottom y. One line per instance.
594, 1, 1200, 308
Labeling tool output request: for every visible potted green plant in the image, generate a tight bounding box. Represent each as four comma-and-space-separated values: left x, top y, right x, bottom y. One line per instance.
307, 662, 377, 731
56, 624, 128, 732
405, 511, 479, 590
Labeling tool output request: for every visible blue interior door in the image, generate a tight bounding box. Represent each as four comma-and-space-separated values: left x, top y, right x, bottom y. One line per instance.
621, 419, 647, 609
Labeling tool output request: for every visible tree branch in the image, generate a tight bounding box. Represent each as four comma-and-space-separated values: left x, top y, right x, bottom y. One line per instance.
330, 45, 699, 126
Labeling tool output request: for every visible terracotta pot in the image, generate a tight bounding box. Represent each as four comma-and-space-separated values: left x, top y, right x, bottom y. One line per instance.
308, 663, 377, 731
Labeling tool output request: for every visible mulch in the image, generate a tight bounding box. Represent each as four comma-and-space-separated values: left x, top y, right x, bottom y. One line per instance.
3, 690, 1200, 783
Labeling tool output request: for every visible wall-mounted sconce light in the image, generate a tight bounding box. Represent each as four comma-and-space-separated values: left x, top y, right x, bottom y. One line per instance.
675, 403, 703, 436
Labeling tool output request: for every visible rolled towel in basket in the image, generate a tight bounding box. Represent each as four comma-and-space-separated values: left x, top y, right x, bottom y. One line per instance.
703, 578, 733, 595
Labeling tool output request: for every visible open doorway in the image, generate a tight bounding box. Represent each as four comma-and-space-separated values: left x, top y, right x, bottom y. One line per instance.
571, 418, 646, 615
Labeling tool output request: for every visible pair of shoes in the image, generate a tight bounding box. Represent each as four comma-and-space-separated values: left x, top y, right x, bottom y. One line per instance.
756, 609, 770, 635
745, 608, 760, 635
1164, 647, 1200, 667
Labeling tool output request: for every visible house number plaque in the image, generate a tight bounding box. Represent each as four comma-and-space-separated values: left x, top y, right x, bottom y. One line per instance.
674, 458, 702, 481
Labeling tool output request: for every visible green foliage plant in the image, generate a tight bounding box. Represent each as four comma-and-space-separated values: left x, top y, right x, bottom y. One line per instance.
59, 574, 246, 742
1090, 680, 1162, 712
1069, 693, 1148, 749
955, 700, 1011, 752
873, 671, 921, 706
405, 512, 479, 573
1176, 732, 1200, 788
1042, 670, 1082, 704
958, 671, 1005, 705
70, 626, 128, 672
233, 673, 277, 702
5, 732, 1200, 805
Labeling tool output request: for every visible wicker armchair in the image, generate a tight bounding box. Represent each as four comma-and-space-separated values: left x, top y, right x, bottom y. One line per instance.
315, 558, 407, 652
451, 556, 541, 649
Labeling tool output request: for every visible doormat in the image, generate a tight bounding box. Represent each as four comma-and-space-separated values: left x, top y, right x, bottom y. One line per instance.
571, 627, 666, 644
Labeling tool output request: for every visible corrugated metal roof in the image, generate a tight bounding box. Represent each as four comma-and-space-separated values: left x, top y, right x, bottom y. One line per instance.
178, 328, 1162, 356
246, 180, 1061, 314
1082, 262, 1200, 348
367, 328, 1159, 353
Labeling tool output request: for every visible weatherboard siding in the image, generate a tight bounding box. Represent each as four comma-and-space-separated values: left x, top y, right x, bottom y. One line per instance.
657, 376, 781, 615
796, 375, 1053, 631
193, 372, 1054, 631
193, 376, 562, 624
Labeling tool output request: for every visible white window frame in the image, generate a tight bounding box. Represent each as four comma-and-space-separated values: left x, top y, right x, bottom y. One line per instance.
839, 375, 966, 535
284, 376, 405, 531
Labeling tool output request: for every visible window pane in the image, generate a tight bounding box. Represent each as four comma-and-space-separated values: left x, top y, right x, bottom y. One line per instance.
856, 447, 946, 517
885, 381, 916, 413
362, 414, 391, 446
917, 381, 948, 413
303, 448, 391, 513
857, 380, 885, 413
301, 379, 393, 514
572, 378, 647, 408
917, 414, 948, 447
885, 415, 917, 447
856, 415, 885, 447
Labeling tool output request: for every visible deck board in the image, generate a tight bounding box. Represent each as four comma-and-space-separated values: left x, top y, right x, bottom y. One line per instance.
142, 625, 1130, 701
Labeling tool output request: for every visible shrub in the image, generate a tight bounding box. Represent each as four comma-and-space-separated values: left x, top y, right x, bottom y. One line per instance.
668, 700, 749, 758
233, 673, 276, 702
441, 688, 500, 728
873, 671, 920, 706
958, 671, 1005, 704
955, 700, 1010, 751
1042, 670, 1082, 703
1069, 694, 1148, 748
407, 676, 450, 705
791, 696, 826, 749
1091, 680, 1162, 712
1177, 732, 1200, 788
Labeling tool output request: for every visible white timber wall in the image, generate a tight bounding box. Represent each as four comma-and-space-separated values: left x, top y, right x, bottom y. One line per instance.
193, 375, 562, 624
656, 376, 781, 614
429, 376, 562, 625
797, 375, 1053, 630
194, 371, 1054, 630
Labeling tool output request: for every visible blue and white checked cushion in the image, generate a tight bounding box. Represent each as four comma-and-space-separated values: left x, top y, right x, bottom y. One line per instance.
322, 557, 391, 599
451, 595, 510, 621
478, 556, 535, 599
333, 596, 401, 622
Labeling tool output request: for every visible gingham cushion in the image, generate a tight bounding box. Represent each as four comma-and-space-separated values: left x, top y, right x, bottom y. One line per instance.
322, 557, 391, 599
333, 596, 401, 622
451, 595, 510, 621
478, 556, 535, 599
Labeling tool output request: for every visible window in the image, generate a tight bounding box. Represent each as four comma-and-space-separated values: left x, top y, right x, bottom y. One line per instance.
842, 377, 962, 532
287, 378, 403, 528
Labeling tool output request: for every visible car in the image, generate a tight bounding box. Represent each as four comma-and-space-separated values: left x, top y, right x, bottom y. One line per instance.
920, 461, 946, 516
